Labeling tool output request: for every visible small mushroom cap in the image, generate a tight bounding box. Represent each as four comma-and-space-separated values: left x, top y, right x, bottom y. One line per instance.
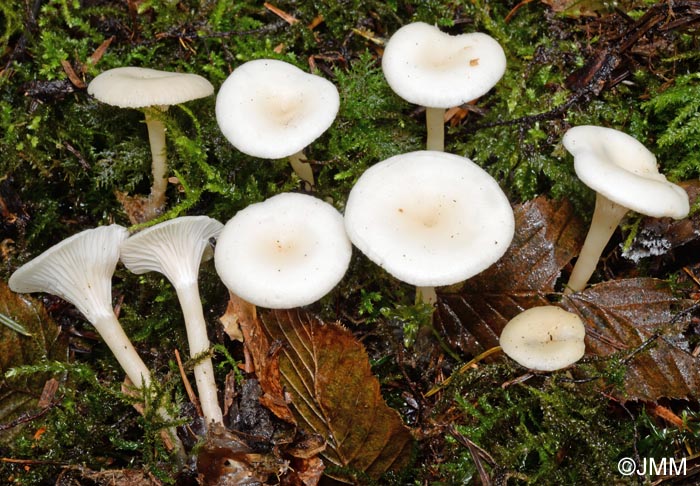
563, 125, 689, 219
88, 67, 214, 108
215, 193, 352, 309
120, 216, 223, 288
215, 59, 340, 159
381, 22, 506, 108
8, 225, 129, 323
344, 150, 514, 287
499, 306, 586, 372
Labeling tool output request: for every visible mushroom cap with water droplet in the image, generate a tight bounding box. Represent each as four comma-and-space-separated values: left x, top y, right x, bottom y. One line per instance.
381, 22, 506, 108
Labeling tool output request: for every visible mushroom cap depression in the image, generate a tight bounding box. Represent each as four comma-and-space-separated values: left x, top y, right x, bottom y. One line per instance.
120, 216, 223, 287
8, 225, 129, 323
344, 150, 514, 287
499, 306, 586, 372
214, 193, 352, 309
563, 125, 689, 219
215, 59, 340, 159
381, 22, 506, 108
88, 67, 214, 108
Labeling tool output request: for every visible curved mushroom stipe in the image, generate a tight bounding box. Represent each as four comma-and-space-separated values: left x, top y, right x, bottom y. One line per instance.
8, 225, 184, 454
563, 126, 689, 293
120, 216, 225, 426
88, 67, 214, 220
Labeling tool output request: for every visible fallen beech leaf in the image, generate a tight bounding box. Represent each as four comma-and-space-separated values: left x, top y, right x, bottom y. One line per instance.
622, 180, 700, 262
229, 292, 296, 424
260, 309, 414, 481
560, 278, 699, 401
435, 196, 585, 354
434, 196, 699, 401
0, 282, 67, 444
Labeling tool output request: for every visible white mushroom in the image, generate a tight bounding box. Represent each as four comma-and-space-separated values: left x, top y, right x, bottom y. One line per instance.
88, 67, 214, 220
215, 59, 340, 188
120, 216, 224, 426
499, 306, 586, 372
344, 150, 514, 304
381, 22, 506, 151
215, 193, 352, 309
8, 225, 183, 451
562, 125, 689, 294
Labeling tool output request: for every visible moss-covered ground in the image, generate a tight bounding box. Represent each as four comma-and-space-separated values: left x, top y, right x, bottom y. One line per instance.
1, 0, 700, 484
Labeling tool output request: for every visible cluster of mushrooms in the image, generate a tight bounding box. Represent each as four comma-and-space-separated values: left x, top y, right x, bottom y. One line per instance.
8, 22, 691, 451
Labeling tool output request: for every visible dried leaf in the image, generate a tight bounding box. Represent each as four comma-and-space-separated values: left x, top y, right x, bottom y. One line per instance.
541, 0, 607, 16
434, 197, 699, 401
230, 292, 296, 424
0, 282, 67, 443
219, 292, 245, 342
560, 278, 699, 401
623, 181, 700, 262
198, 423, 286, 486
260, 309, 414, 481
435, 196, 585, 354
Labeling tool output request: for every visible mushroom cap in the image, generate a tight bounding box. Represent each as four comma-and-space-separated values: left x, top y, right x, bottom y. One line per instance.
120, 216, 223, 288
381, 22, 506, 108
499, 306, 586, 371
88, 67, 214, 108
8, 225, 129, 323
214, 193, 352, 309
344, 150, 514, 287
215, 59, 340, 159
563, 125, 689, 219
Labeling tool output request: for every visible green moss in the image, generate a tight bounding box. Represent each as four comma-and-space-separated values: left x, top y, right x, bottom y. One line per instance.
2, 0, 700, 484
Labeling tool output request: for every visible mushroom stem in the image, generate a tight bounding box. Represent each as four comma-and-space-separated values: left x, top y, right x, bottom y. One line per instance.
415, 286, 437, 305
288, 150, 315, 189
93, 311, 184, 458
425, 107, 445, 152
175, 282, 223, 425
144, 107, 168, 219
565, 193, 630, 294
92, 311, 153, 389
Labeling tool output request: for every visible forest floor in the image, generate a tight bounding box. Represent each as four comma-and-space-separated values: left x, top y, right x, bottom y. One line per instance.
1, 0, 700, 485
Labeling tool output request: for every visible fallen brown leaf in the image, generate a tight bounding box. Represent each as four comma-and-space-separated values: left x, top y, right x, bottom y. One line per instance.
435, 197, 700, 401
260, 309, 414, 481
228, 292, 296, 424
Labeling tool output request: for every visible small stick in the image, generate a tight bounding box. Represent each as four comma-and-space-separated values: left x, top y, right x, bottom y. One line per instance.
174, 349, 202, 418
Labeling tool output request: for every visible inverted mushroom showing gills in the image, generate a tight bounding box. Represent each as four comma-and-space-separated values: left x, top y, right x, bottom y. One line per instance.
88, 67, 214, 221
215, 59, 340, 188
562, 125, 689, 294
120, 216, 224, 426
499, 306, 586, 372
9, 226, 149, 386
8, 225, 183, 451
344, 150, 514, 304
215, 193, 352, 309
382, 22, 506, 151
